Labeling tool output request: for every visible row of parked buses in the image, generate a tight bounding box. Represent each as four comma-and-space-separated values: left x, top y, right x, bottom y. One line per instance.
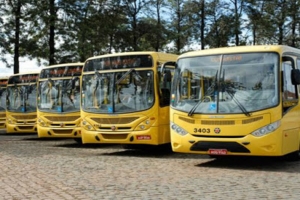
2, 45, 300, 160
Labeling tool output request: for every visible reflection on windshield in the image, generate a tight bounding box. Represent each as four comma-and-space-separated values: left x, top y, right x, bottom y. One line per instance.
82, 70, 154, 113
171, 53, 279, 114
7, 84, 37, 112
38, 78, 80, 112
0, 87, 6, 111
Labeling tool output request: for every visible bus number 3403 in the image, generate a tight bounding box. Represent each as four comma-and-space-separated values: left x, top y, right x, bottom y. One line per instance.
194, 128, 210, 133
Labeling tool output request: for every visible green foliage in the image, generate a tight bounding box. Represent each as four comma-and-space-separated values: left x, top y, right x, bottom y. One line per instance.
2, 0, 300, 72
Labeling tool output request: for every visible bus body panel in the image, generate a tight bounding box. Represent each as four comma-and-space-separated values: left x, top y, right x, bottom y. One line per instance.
171, 107, 286, 156
81, 52, 178, 145
81, 104, 170, 145
37, 63, 84, 139
6, 112, 37, 133
170, 45, 300, 157
37, 111, 81, 138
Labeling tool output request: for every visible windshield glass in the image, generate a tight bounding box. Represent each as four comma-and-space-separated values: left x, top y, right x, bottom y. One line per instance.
171, 53, 279, 114
7, 84, 37, 112
38, 78, 80, 113
0, 85, 6, 111
82, 70, 154, 113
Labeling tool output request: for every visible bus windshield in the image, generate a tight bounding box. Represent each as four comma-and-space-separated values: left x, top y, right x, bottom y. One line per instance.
82, 70, 154, 113
38, 78, 80, 113
7, 85, 37, 112
171, 53, 279, 115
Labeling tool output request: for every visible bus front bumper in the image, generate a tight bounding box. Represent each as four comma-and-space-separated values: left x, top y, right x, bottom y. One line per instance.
81, 127, 162, 145
171, 132, 283, 156
37, 126, 81, 138
6, 123, 37, 133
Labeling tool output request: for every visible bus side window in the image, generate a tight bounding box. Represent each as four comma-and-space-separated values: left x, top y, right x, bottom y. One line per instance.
282, 58, 298, 110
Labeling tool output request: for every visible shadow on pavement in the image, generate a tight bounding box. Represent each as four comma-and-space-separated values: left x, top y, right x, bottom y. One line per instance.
54, 142, 120, 149
0, 133, 36, 136
98, 144, 207, 159
196, 155, 300, 173
23, 137, 70, 141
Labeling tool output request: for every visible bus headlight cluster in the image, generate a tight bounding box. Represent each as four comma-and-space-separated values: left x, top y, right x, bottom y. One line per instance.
38, 118, 46, 127
171, 122, 188, 136
135, 118, 154, 131
251, 121, 280, 137
7, 118, 14, 124
82, 120, 95, 131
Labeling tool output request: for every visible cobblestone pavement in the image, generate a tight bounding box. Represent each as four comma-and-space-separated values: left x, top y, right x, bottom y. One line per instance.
1, 130, 300, 200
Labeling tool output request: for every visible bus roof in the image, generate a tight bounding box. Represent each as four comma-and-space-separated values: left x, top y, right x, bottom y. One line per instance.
86, 52, 178, 62
178, 45, 300, 59
44, 62, 84, 68
9, 70, 41, 77
7, 70, 40, 84
83, 52, 178, 72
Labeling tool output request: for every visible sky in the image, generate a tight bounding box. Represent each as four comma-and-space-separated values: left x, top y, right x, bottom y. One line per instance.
0, 56, 42, 76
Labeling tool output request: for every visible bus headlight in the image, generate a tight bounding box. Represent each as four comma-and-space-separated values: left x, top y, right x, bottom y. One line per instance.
170, 122, 188, 136
7, 118, 14, 124
82, 120, 95, 131
135, 118, 155, 131
251, 120, 280, 137
38, 118, 46, 127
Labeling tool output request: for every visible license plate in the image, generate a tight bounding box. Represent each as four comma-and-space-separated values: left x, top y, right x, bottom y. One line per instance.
208, 149, 228, 155
136, 135, 151, 140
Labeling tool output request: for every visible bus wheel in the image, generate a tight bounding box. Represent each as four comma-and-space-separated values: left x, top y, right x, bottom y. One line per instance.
284, 150, 300, 161
74, 138, 83, 144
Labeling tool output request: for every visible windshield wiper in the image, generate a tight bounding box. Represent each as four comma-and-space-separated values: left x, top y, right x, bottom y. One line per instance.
224, 86, 251, 117
116, 69, 142, 85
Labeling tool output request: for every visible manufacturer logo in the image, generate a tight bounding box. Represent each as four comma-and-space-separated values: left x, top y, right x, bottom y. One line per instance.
111, 126, 116, 131
214, 128, 221, 134
60, 123, 64, 127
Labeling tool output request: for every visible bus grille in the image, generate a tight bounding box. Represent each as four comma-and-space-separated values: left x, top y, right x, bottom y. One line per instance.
17, 126, 35, 130
190, 141, 250, 153
91, 117, 139, 124
179, 116, 195, 124
52, 129, 73, 134
44, 116, 80, 122
242, 116, 263, 124
50, 123, 76, 127
102, 134, 128, 139
201, 120, 235, 125
12, 115, 36, 120
16, 120, 36, 124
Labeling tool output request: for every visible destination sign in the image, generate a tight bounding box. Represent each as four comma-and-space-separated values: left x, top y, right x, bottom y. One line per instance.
8, 74, 39, 84
0, 79, 8, 86
84, 55, 153, 72
39, 65, 83, 79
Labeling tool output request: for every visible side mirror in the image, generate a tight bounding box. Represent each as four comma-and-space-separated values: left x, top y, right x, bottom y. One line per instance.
291, 69, 300, 85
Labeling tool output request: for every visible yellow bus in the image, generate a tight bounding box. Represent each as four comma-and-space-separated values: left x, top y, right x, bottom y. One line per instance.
6, 71, 40, 133
37, 63, 83, 142
0, 77, 9, 130
81, 52, 178, 147
170, 45, 300, 160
